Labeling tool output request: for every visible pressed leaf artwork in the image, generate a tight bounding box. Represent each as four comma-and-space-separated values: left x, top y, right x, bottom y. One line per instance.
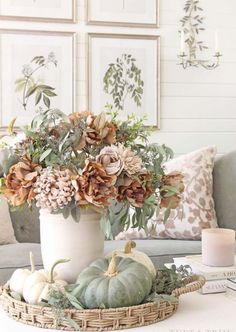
103, 54, 144, 111
15, 52, 58, 112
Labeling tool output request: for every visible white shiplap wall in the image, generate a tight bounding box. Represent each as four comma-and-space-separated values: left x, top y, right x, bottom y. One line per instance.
1, 0, 236, 156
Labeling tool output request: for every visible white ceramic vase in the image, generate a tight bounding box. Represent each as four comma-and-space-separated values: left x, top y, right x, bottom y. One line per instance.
40, 208, 104, 283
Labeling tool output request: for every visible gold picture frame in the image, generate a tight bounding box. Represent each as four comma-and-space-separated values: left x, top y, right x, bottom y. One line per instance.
0, 0, 76, 23
87, 0, 159, 28
88, 33, 161, 128
0, 29, 76, 131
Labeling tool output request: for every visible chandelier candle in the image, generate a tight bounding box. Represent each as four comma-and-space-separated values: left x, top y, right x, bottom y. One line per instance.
215, 30, 219, 53
202, 229, 236, 267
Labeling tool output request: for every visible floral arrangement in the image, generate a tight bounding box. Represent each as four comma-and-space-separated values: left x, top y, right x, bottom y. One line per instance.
0, 53, 184, 237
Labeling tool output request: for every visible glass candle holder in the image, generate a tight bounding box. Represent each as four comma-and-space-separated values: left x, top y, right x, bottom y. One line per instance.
202, 228, 235, 267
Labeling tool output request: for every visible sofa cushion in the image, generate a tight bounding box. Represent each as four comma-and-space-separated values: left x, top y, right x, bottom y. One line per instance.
213, 150, 236, 231
154, 146, 218, 239
10, 206, 40, 243
0, 243, 42, 286
0, 197, 17, 245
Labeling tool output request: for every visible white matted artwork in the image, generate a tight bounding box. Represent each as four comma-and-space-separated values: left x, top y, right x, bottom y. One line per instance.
0, 30, 75, 128
0, 0, 76, 23
88, 33, 160, 127
87, 0, 159, 27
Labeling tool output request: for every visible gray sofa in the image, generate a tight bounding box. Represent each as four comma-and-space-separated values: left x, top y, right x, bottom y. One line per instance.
1, 151, 236, 285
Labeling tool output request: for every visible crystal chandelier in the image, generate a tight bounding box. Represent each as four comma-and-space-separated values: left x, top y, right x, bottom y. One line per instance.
178, 0, 222, 70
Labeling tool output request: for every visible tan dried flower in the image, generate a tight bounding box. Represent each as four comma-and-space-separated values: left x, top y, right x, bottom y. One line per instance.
103, 122, 117, 145
34, 168, 76, 211
117, 171, 154, 208
69, 111, 91, 125
86, 113, 116, 145
97, 146, 124, 176
160, 171, 184, 209
75, 161, 117, 207
3, 157, 41, 206
117, 144, 142, 175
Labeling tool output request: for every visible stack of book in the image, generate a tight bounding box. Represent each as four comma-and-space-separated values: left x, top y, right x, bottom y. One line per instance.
226, 278, 236, 300
171, 255, 236, 294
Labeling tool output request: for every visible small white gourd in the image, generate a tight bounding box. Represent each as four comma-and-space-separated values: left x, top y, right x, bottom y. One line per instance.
23, 259, 69, 305
110, 241, 156, 280
9, 252, 35, 295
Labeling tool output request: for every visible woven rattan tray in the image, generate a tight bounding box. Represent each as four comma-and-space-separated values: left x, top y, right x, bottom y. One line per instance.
0, 275, 205, 331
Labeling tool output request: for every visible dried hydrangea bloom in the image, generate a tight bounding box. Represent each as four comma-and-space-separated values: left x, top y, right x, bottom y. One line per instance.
3, 157, 41, 206
34, 168, 76, 212
75, 161, 117, 207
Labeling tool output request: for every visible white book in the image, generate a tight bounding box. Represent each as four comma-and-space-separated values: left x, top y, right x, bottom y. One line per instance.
173, 255, 236, 281
198, 279, 228, 294
226, 278, 236, 291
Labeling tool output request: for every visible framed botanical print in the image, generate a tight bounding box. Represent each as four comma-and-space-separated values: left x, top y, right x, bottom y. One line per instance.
88, 33, 160, 128
0, 29, 76, 129
0, 0, 76, 23
87, 0, 159, 28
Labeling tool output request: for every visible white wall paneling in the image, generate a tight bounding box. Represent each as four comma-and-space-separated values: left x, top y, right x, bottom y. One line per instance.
0, 0, 235, 155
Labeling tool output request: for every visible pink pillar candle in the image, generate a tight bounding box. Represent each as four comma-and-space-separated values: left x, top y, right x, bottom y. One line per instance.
202, 228, 236, 267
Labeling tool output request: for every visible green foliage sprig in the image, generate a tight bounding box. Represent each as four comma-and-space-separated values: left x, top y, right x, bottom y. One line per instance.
152, 264, 192, 295
181, 0, 208, 59
144, 264, 192, 305
40, 285, 83, 331
103, 54, 144, 110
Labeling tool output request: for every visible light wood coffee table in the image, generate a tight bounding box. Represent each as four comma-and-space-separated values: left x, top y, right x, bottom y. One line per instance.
1, 292, 235, 332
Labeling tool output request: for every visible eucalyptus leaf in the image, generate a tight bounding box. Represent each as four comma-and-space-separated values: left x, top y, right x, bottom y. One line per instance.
71, 207, 80, 223
39, 148, 52, 162
100, 214, 113, 240
62, 207, 71, 219
65, 292, 84, 310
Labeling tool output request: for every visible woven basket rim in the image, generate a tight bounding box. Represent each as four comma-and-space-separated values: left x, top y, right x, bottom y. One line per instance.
0, 275, 205, 331
1, 286, 169, 312
0, 274, 205, 312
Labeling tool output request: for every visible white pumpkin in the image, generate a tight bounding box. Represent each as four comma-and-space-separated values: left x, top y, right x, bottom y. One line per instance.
109, 241, 156, 280
23, 259, 69, 305
10, 252, 35, 295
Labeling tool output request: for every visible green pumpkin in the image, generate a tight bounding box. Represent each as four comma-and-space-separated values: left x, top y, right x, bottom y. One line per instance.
74, 253, 152, 309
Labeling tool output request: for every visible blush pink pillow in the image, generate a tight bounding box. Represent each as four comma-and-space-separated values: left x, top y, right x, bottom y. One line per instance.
116, 146, 218, 240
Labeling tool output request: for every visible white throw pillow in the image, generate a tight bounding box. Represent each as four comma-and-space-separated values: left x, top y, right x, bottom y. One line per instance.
116, 146, 218, 240
0, 196, 17, 244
